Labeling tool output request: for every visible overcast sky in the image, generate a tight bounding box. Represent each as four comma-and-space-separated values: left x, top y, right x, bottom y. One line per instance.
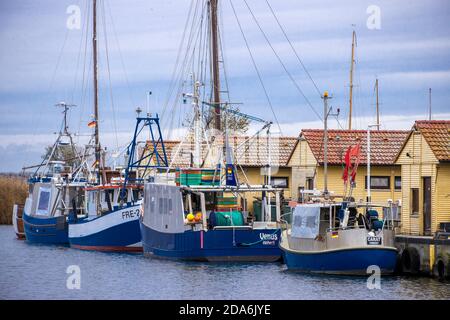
0, 0, 449, 172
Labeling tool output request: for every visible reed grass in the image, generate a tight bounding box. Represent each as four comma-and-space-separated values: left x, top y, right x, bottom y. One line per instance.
0, 175, 27, 224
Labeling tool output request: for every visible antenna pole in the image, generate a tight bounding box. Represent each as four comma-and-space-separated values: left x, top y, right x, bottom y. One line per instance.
348, 30, 356, 130
428, 88, 432, 120
323, 91, 330, 198
209, 0, 221, 131
376, 78, 380, 130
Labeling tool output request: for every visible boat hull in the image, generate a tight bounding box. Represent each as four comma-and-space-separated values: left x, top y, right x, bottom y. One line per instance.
68, 205, 142, 253
12, 204, 25, 240
281, 246, 398, 275
140, 221, 281, 262
22, 212, 69, 245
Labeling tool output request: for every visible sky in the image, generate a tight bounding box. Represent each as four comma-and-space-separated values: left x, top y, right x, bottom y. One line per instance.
0, 0, 449, 172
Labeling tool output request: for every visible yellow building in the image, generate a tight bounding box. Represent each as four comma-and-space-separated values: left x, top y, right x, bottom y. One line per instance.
395, 120, 450, 235
287, 129, 409, 204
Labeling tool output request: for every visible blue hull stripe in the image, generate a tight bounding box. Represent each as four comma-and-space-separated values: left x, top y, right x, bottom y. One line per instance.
69, 219, 141, 251
282, 247, 398, 274
140, 222, 281, 261
22, 213, 68, 245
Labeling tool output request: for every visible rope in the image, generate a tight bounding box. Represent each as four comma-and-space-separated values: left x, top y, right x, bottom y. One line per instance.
241, 0, 323, 122
106, 0, 135, 108
77, 1, 91, 142
101, 0, 119, 149
265, 0, 322, 98
229, 0, 283, 135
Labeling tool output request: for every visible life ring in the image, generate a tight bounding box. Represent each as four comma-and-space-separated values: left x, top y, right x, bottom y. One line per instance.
400, 247, 420, 275
433, 258, 448, 280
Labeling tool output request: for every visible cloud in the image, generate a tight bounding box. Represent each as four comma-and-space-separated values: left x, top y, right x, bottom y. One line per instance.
1, 0, 450, 171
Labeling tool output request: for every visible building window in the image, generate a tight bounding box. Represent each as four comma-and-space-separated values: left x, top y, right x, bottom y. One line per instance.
270, 177, 289, 188
365, 176, 390, 190
411, 188, 419, 215
306, 177, 314, 190
394, 176, 401, 190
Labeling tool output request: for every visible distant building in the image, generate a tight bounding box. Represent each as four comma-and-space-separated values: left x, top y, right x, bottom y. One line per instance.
395, 120, 450, 235
287, 129, 410, 204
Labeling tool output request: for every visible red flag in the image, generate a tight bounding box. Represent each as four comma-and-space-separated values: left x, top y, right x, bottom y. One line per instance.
342, 144, 361, 183
342, 146, 352, 182
88, 120, 96, 128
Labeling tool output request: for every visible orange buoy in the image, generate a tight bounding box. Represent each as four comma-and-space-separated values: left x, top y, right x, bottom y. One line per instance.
194, 212, 202, 222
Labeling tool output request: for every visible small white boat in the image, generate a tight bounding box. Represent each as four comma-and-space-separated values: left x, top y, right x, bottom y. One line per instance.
280, 202, 398, 275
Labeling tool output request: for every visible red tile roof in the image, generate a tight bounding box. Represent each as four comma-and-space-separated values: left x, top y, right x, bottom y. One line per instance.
143, 136, 298, 168
414, 120, 450, 161
228, 136, 297, 167
300, 129, 410, 165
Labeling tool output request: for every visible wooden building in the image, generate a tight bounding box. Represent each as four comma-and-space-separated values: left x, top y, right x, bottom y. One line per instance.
395, 120, 450, 235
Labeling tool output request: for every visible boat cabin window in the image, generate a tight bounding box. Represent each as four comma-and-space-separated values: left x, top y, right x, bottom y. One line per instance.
120, 189, 128, 202
158, 197, 173, 215
87, 191, 98, 216
104, 189, 114, 202
36, 187, 52, 215
132, 189, 141, 202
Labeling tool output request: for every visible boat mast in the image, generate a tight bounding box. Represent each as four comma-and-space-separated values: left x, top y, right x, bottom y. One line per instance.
209, 0, 221, 131
375, 78, 380, 130
348, 30, 356, 130
93, 0, 101, 183
193, 78, 202, 168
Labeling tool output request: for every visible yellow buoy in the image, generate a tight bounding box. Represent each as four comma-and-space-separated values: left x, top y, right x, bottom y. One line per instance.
187, 213, 195, 222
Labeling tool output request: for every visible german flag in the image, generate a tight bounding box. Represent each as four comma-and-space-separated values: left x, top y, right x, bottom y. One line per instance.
88, 120, 96, 128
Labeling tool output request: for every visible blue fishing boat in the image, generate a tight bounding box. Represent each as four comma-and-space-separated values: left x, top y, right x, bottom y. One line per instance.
67, 0, 160, 253
279, 92, 398, 275
279, 202, 398, 275
22, 102, 85, 245
68, 113, 169, 252
140, 94, 283, 262
140, 183, 282, 262
139, 0, 288, 262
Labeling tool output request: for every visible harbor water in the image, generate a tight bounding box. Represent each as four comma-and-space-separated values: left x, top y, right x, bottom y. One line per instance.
0, 226, 448, 300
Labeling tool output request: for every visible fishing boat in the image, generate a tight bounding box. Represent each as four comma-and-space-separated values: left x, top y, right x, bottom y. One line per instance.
140, 77, 283, 262
279, 93, 399, 275
139, 134, 283, 262
279, 202, 398, 275
140, 182, 282, 262
21, 102, 86, 245
138, 0, 299, 261
68, 115, 163, 252
67, 0, 150, 253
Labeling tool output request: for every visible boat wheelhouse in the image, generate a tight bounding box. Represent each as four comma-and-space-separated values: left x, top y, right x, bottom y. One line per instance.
22, 170, 85, 245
